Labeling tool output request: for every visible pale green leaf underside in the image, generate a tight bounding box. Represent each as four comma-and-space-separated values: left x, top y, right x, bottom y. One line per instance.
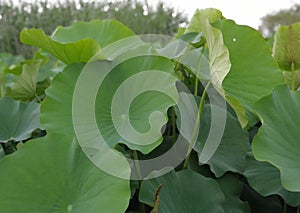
185, 8, 230, 94
215, 20, 285, 127
10, 60, 41, 101
185, 8, 223, 34
273, 23, 300, 71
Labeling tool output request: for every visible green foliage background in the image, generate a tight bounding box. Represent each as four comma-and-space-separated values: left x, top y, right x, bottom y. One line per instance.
259, 3, 300, 37
0, 0, 187, 58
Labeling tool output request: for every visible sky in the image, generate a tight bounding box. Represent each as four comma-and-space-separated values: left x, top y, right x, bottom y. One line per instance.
149, 0, 298, 29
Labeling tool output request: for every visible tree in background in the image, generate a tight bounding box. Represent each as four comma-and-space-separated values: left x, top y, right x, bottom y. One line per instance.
259, 4, 300, 37
0, 0, 187, 58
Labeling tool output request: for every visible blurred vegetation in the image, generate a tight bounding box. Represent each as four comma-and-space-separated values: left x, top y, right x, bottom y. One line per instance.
259, 3, 300, 37
0, 0, 187, 58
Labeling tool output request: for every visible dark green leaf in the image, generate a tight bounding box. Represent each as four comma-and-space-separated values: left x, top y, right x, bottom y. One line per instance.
139, 169, 225, 213
0, 134, 130, 212
244, 154, 300, 206
0, 97, 40, 143
252, 85, 300, 191
195, 104, 250, 177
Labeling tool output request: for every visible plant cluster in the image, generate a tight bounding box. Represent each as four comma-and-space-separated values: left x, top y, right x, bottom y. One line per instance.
0, 8, 300, 213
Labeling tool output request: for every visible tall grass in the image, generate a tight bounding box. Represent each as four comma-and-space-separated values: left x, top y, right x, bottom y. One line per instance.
0, 0, 187, 58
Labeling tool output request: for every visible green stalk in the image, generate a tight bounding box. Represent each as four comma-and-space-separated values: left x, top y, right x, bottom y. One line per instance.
183, 82, 211, 169
132, 150, 142, 181
291, 62, 296, 91
194, 78, 199, 96
132, 150, 146, 213
0, 84, 5, 97
172, 107, 176, 144
194, 47, 205, 96
35, 93, 42, 103
283, 201, 287, 213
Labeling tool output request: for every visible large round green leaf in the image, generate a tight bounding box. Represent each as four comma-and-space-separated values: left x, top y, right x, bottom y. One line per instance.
41, 55, 177, 154
139, 169, 225, 213
95, 56, 177, 154
20, 20, 136, 64
252, 85, 300, 191
0, 97, 40, 143
0, 134, 130, 212
186, 10, 285, 127
244, 154, 300, 206
195, 104, 250, 177
214, 20, 285, 127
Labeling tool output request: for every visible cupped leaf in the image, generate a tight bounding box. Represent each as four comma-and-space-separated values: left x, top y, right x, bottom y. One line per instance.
0, 97, 40, 143
213, 20, 285, 127
52, 19, 135, 49
195, 104, 250, 177
20, 20, 136, 64
244, 154, 300, 206
185, 8, 223, 33
9, 60, 42, 101
185, 8, 230, 94
0, 134, 130, 212
252, 85, 300, 191
273, 23, 300, 71
139, 169, 225, 213
21, 29, 100, 64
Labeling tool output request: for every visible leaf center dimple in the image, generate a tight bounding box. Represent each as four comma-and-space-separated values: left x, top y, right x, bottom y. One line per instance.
67, 204, 73, 212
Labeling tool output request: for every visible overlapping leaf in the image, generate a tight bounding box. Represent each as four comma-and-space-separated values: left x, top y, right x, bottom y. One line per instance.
139, 169, 225, 212
217, 174, 250, 212
20, 20, 136, 64
42, 55, 177, 154
0, 97, 40, 143
41, 63, 84, 135
252, 85, 300, 191
187, 9, 285, 127
9, 60, 42, 101
244, 154, 300, 206
214, 20, 285, 127
195, 104, 250, 177
187, 9, 230, 94
0, 134, 130, 212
